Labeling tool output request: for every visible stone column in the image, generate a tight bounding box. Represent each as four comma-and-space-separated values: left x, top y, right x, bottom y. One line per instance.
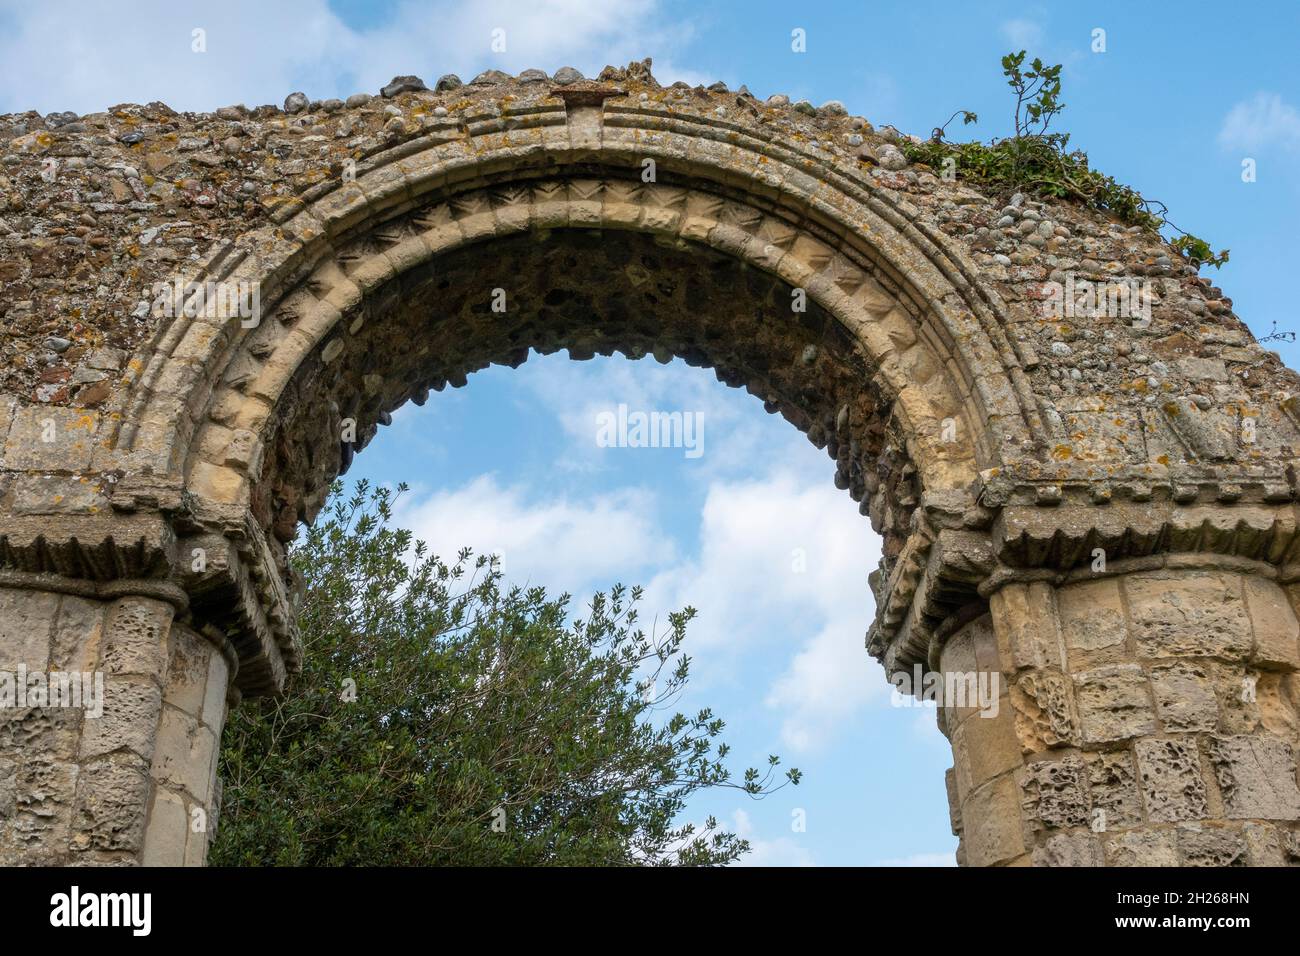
940, 564, 1300, 866
0, 581, 232, 865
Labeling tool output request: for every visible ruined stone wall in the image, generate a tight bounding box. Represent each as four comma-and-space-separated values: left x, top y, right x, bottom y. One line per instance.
942, 565, 1300, 865
0, 585, 228, 865
3, 59, 1300, 865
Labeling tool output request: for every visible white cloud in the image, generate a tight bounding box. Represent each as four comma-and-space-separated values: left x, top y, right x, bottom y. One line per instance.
1218, 92, 1300, 154
873, 851, 956, 867
643, 471, 883, 752
516, 355, 806, 480
393, 473, 674, 597
0, 0, 699, 115
729, 809, 815, 867
1000, 17, 1044, 50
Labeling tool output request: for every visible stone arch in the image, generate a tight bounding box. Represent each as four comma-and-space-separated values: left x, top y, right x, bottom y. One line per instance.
3, 65, 1300, 866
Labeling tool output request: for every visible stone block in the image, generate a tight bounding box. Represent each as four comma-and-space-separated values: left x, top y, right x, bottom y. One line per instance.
1242, 822, 1286, 865
1085, 751, 1144, 832
1149, 661, 1219, 732
1206, 734, 1300, 820
1021, 755, 1091, 830
1104, 827, 1180, 866
1073, 664, 1156, 744
1032, 831, 1103, 866
1213, 664, 1262, 734
161, 624, 211, 717
1135, 737, 1210, 822
1010, 669, 1076, 752
953, 698, 1022, 791
1057, 576, 1127, 667
0, 587, 58, 671
49, 595, 105, 673
140, 789, 188, 867
989, 581, 1064, 672
961, 773, 1027, 866
79, 676, 162, 763
1124, 571, 1251, 660
101, 597, 172, 682
71, 753, 151, 855
1, 405, 100, 471
1176, 823, 1247, 866
1245, 578, 1300, 669
150, 707, 217, 803
945, 767, 962, 837
201, 649, 230, 732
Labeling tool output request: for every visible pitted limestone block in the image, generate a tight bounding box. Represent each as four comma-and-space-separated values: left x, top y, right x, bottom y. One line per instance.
49, 595, 104, 673
1010, 669, 1076, 752
1207, 734, 1300, 820
161, 624, 212, 717
1286, 829, 1300, 863
1104, 827, 1180, 866
1032, 831, 1103, 866
1243, 822, 1287, 865
1214, 663, 1263, 734
961, 773, 1027, 866
989, 581, 1064, 673
1124, 571, 1252, 660
101, 597, 172, 682
1085, 751, 1144, 833
0, 752, 78, 865
1135, 737, 1210, 822
1021, 755, 1091, 830
1256, 672, 1299, 740
79, 675, 163, 763
0, 705, 81, 755
0, 405, 100, 471
71, 753, 151, 855
1245, 578, 1300, 669
1057, 576, 1127, 669
0, 587, 58, 671
150, 707, 217, 803
1149, 661, 1219, 732
1176, 823, 1247, 866
1073, 664, 1156, 744
140, 788, 188, 867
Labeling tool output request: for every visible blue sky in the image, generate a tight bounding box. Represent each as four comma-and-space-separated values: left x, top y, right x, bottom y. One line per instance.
5, 0, 1299, 865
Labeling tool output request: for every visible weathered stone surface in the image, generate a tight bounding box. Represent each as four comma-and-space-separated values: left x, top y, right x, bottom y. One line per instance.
1207, 734, 1300, 820
1125, 572, 1252, 660
1104, 827, 1180, 866
1057, 577, 1127, 668
1032, 830, 1103, 866
4, 58, 1300, 868
1010, 670, 1076, 752
1149, 661, 1219, 732
1176, 823, 1247, 866
1085, 751, 1144, 832
1135, 738, 1210, 822
1021, 755, 1090, 830
1073, 664, 1156, 744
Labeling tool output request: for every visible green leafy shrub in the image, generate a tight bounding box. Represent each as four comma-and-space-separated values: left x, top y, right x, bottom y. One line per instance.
210, 480, 798, 866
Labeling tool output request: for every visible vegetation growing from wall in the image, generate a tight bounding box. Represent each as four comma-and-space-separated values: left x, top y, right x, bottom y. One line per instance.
904, 51, 1229, 269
